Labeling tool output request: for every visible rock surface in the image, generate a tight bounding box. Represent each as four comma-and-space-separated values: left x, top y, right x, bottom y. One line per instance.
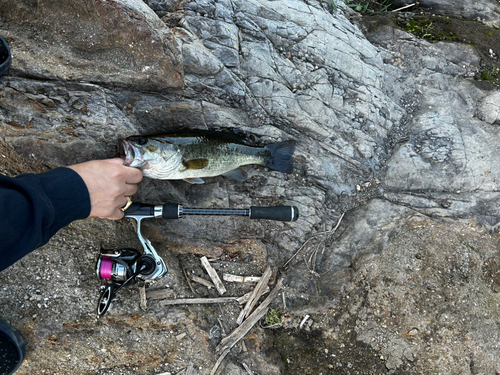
1, 0, 500, 374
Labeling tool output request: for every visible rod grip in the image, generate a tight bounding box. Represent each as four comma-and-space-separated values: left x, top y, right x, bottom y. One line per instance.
249, 206, 299, 222
162, 203, 181, 219
124, 203, 153, 217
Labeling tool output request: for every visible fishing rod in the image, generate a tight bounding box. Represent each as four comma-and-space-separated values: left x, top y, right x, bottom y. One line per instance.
95, 203, 299, 317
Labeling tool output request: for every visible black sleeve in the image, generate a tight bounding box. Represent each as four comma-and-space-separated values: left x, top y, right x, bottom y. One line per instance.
0, 167, 91, 272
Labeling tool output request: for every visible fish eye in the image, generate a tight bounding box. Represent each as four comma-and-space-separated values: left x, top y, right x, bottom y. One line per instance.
138, 138, 148, 145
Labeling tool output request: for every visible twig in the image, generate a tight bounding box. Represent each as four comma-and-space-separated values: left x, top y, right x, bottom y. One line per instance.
283, 212, 345, 270
147, 288, 174, 300
242, 363, 253, 375
236, 266, 272, 325
190, 275, 215, 289
158, 297, 240, 306
223, 274, 261, 283
210, 348, 230, 375
321, 143, 368, 172
140, 285, 147, 311
306, 213, 345, 275
217, 278, 283, 353
201, 256, 226, 295
236, 287, 270, 304
181, 262, 196, 295
299, 315, 310, 329
392, 2, 416, 12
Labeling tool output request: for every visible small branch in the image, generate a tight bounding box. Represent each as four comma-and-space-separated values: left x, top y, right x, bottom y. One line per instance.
321, 143, 369, 172
217, 278, 283, 353
242, 363, 253, 375
299, 315, 310, 329
283, 212, 345, 270
140, 285, 147, 311
181, 262, 197, 295
201, 256, 226, 295
147, 288, 174, 300
236, 266, 272, 325
236, 287, 270, 304
210, 348, 230, 375
392, 2, 416, 12
158, 297, 240, 307
190, 275, 215, 289
223, 274, 261, 283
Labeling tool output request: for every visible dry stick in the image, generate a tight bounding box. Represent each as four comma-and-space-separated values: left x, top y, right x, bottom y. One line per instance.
148, 288, 267, 305
321, 143, 368, 172
190, 275, 215, 289
201, 256, 226, 295
181, 262, 196, 295
210, 348, 230, 375
307, 213, 345, 274
236, 287, 270, 304
236, 266, 272, 325
223, 274, 261, 283
242, 363, 253, 375
392, 2, 416, 12
217, 278, 284, 353
283, 213, 345, 270
147, 288, 175, 300
159, 297, 240, 307
140, 285, 147, 311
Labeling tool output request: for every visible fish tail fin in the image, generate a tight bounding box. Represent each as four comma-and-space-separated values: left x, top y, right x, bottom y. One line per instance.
264, 140, 296, 174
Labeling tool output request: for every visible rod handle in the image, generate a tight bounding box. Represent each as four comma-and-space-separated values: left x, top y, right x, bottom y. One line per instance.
162, 203, 182, 219
249, 206, 299, 222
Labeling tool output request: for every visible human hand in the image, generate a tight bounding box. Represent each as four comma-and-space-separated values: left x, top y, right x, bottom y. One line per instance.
68, 158, 143, 220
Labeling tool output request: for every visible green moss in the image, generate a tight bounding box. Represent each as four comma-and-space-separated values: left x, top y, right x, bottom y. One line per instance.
343, 0, 395, 13
398, 18, 459, 41
481, 67, 499, 81
264, 308, 283, 326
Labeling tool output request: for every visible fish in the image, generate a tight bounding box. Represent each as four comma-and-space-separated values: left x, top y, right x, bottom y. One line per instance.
119, 130, 296, 184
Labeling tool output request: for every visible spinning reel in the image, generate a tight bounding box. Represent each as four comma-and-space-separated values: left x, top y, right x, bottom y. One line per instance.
96, 203, 298, 317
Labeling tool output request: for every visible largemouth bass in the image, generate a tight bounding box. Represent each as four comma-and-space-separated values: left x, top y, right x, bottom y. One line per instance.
119, 131, 296, 184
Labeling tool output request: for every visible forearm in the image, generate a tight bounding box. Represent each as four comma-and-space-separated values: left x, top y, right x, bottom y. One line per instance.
0, 168, 91, 272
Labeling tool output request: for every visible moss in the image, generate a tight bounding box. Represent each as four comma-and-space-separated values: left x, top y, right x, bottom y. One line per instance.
264, 308, 282, 326
481, 68, 499, 81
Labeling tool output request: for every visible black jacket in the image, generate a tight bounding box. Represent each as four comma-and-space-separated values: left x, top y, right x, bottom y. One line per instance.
0, 168, 91, 272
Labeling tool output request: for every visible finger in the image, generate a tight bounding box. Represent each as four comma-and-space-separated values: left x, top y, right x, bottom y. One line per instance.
118, 195, 129, 208
124, 167, 143, 184
108, 209, 125, 220
123, 184, 138, 197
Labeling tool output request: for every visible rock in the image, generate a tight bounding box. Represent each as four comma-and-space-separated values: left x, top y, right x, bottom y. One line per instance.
0, 0, 183, 90
392, 0, 500, 27
478, 91, 500, 124
2, 0, 500, 373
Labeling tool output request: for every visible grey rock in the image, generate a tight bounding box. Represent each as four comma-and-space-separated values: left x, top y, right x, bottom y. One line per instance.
1, 0, 500, 373
0, 0, 183, 90
393, 0, 500, 27
478, 91, 500, 124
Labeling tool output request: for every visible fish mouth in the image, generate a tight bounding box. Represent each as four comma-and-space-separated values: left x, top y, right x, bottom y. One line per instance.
119, 139, 147, 168
118, 139, 133, 166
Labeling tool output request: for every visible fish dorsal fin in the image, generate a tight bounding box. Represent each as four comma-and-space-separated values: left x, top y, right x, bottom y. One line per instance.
184, 158, 209, 170
183, 178, 205, 184
223, 168, 247, 181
